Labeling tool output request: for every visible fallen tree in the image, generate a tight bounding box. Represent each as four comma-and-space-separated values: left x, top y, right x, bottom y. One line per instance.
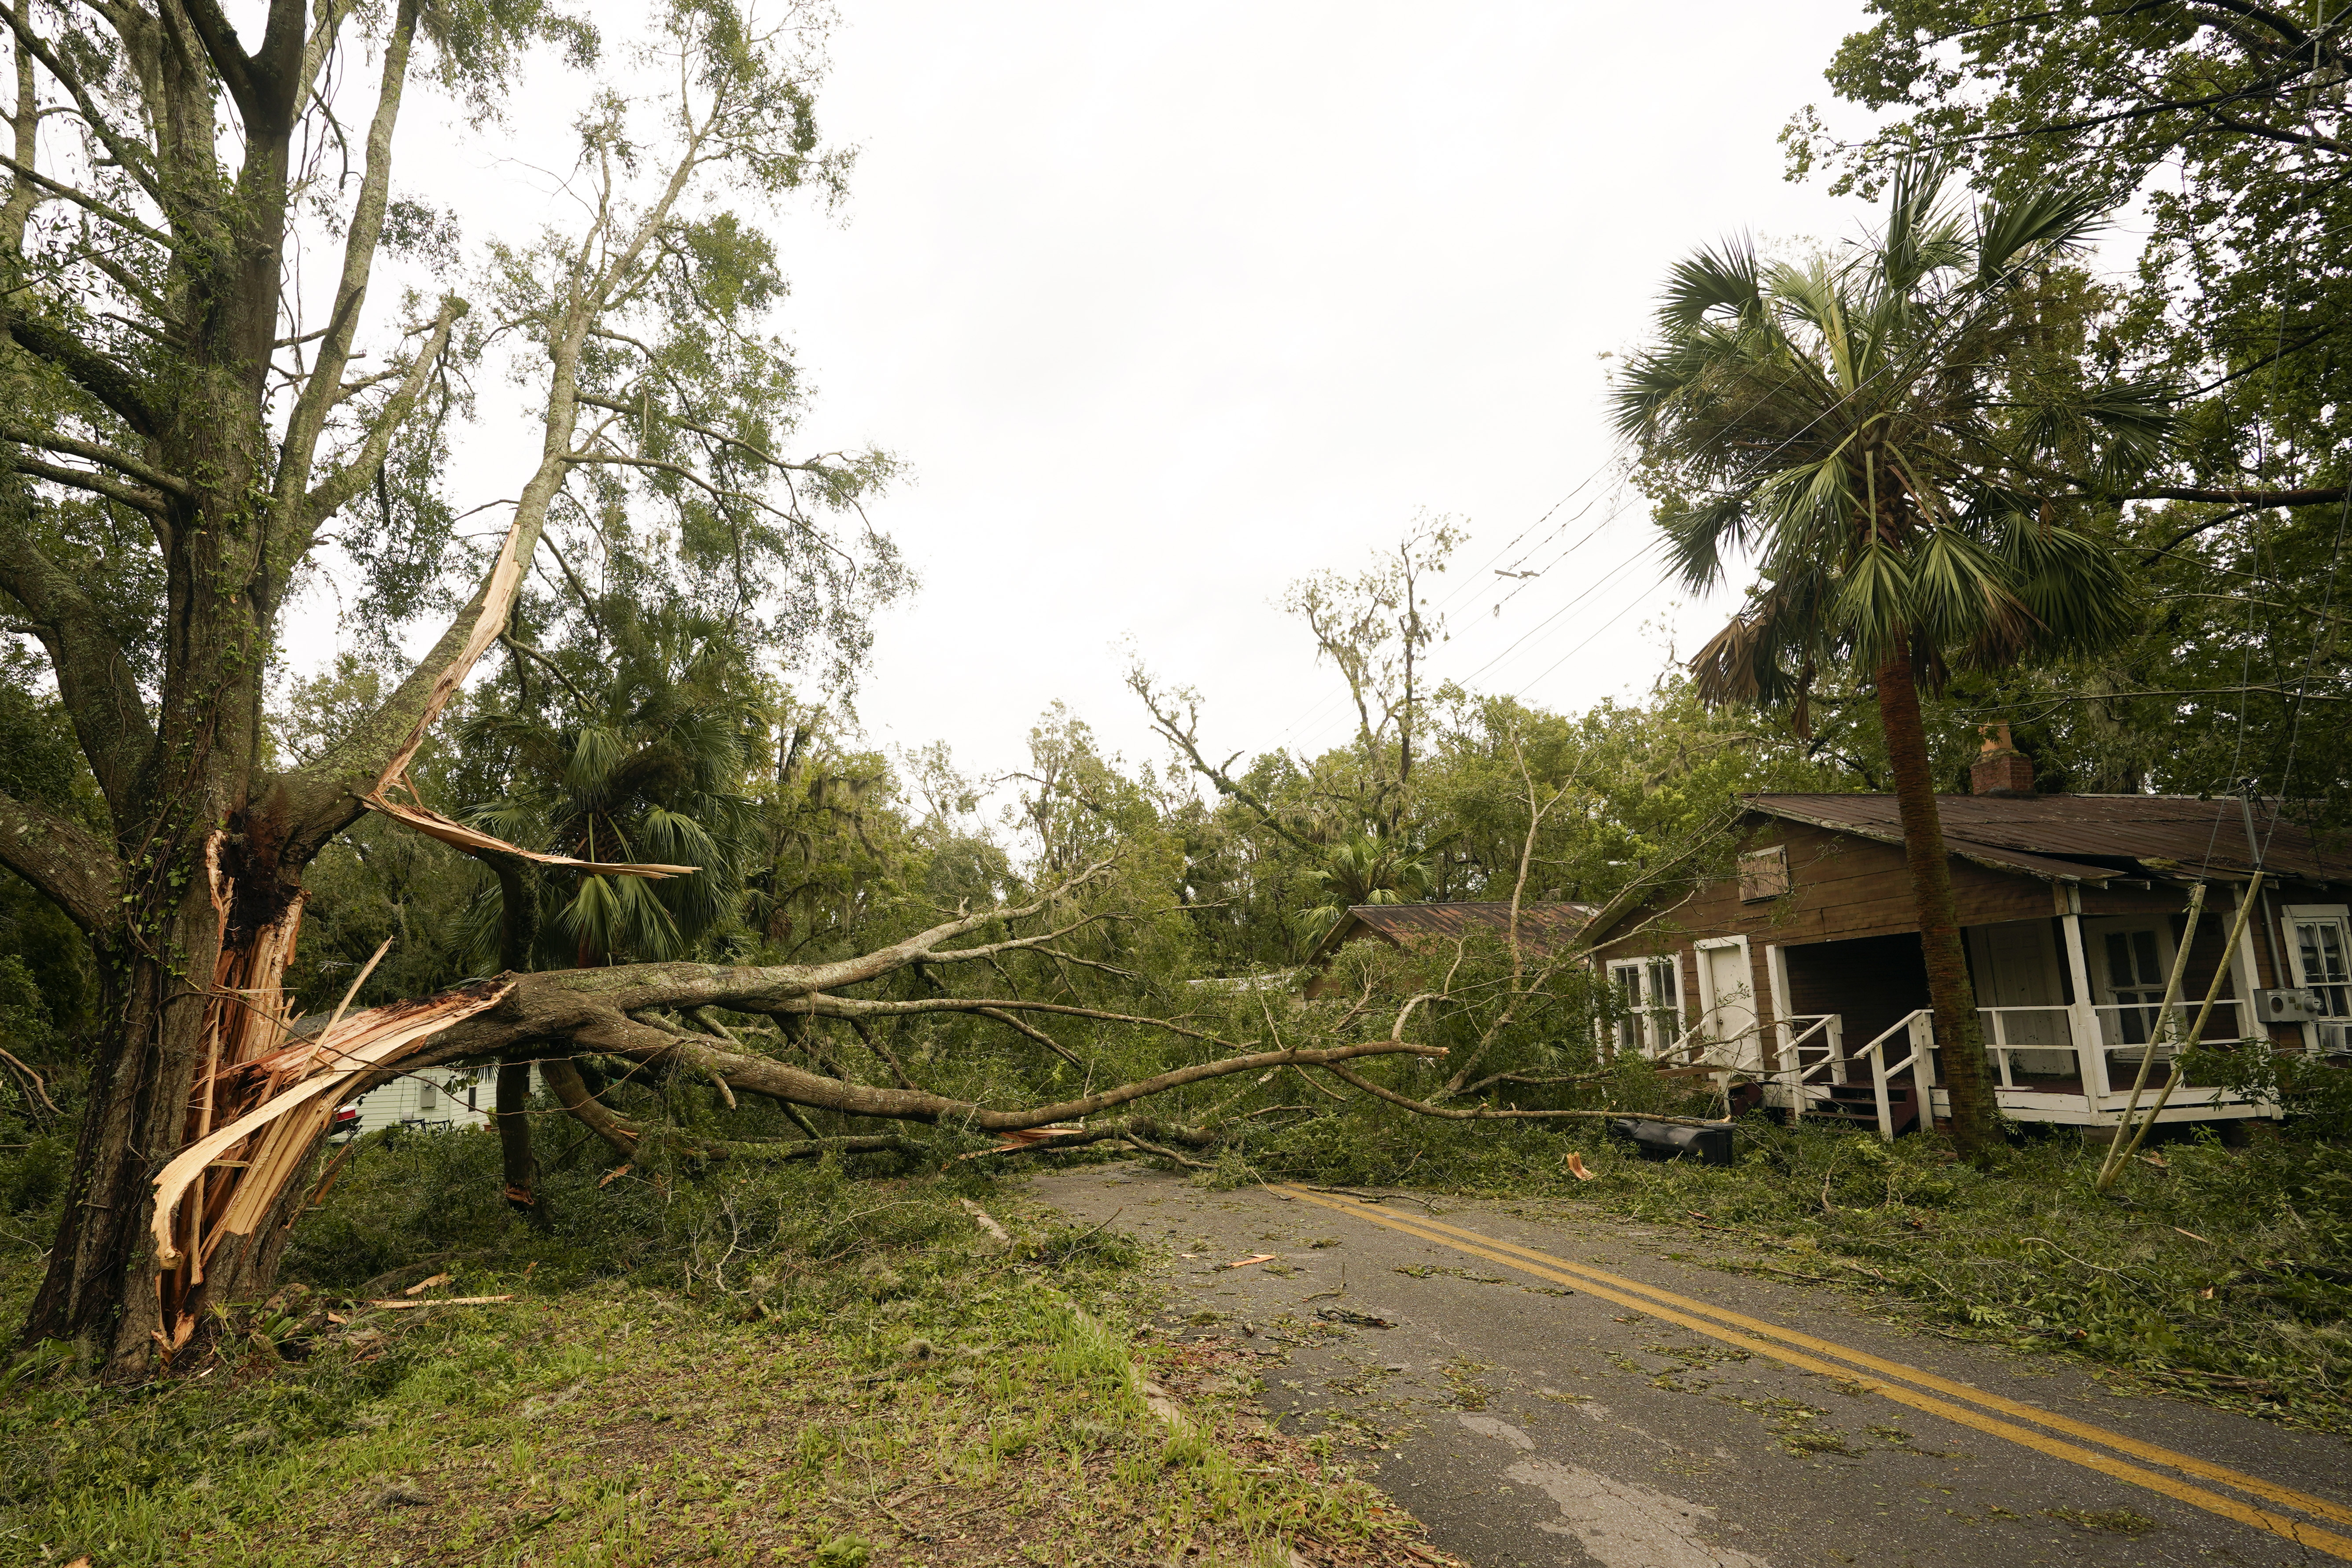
142, 872, 1451, 1303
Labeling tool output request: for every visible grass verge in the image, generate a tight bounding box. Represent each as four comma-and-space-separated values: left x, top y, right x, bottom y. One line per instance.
1, 1130, 1458, 1567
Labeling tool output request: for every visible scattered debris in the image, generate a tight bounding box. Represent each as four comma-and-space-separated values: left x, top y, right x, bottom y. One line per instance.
1224, 1253, 1277, 1270
598, 1163, 633, 1188
1316, 1307, 1394, 1329
402, 1272, 453, 1296
520, 1379, 590, 1420
365, 1295, 514, 1309
1565, 1152, 1596, 1181
959, 1198, 1013, 1245
369, 1477, 431, 1509
2044, 1507, 2161, 1536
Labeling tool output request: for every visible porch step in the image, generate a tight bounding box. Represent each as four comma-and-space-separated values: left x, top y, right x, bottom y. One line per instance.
1803, 1082, 1920, 1135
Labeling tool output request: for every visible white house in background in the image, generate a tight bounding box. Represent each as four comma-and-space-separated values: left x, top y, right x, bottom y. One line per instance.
340, 1064, 496, 1137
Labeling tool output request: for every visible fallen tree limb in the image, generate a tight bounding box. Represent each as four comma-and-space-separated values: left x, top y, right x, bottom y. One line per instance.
712, 1134, 928, 1162
1317, 1061, 1728, 1128
548, 1020, 1445, 1133
1124, 1133, 1212, 1170
962, 1117, 1219, 1160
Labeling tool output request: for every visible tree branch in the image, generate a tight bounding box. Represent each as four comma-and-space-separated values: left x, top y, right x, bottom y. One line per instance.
0, 785, 119, 931
0, 150, 172, 246
279, 0, 426, 534
0, 314, 160, 436
1319, 1060, 1725, 1128
0, 474, 153, 811
297, 294, 462, 531
0, 420, 189, 495
4, 453, 168, 515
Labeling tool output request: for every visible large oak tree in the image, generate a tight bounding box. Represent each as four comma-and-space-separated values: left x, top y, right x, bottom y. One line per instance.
0, 0, 1408, 1377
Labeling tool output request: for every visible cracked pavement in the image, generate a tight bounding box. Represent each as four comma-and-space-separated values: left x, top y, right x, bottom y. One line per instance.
1029, 1163, 2352, 1568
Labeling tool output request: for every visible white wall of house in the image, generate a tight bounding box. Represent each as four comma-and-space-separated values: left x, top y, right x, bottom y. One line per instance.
343, 1066, 495, 1136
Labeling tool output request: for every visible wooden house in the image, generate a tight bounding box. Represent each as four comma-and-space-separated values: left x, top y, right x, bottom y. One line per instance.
1580, 746, 2352, 1137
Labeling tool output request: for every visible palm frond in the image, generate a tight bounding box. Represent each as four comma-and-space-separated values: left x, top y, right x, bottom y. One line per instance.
1658, 238, 1763, 331
564, 725, 627, 801
1975, 184, 2111, 283
1911, 526, 2038, 662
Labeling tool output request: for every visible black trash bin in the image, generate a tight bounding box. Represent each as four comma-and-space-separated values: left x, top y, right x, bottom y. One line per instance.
1609, 1118, 1735, 1167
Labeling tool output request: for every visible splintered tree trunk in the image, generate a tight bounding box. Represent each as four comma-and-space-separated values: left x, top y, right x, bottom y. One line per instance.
26, 822, 317, 1372
1875, 644, 2001, 1154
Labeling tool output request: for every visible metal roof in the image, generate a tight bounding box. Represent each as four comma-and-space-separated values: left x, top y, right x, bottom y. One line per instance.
1743, 793, 2352, 885
1336, 900, 1599, 953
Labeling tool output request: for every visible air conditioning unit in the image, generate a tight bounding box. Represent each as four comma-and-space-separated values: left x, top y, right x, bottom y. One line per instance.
2256, 987, 2324, 1024
2317, 1020, 2352, 1057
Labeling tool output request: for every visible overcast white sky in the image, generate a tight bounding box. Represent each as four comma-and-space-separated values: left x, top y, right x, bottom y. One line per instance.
299, 1, 1888, 794
775, 1, 1878, 786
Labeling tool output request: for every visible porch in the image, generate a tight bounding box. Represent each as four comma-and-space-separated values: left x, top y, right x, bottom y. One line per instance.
1629, 906, 2288, 1140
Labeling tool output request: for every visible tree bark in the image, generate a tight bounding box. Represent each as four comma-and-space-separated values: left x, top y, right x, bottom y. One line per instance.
1874, 643, 2001, 1154
495, 1059, 542, 1222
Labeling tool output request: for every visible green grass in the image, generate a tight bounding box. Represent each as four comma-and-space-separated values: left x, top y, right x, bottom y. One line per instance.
1209, 1104, 2352, 1431
0, 1128, 1455, 1567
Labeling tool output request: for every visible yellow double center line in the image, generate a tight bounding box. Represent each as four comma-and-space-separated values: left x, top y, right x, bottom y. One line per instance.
1271, 1184, 2352, 1559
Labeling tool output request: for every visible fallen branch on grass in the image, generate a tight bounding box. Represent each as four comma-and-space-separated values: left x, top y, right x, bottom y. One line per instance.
367, 1295, 515, 1308
1317, 1061, 1729, 1128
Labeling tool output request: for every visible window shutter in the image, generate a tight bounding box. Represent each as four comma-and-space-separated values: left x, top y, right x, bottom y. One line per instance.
1738, 845, 1789, 902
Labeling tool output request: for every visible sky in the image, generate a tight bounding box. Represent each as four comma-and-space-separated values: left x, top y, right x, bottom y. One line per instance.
293, 1, 1888, 799
773, 2, 1879, 787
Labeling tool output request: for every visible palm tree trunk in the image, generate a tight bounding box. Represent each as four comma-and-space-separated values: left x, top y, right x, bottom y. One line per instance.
1875, 643, 2001, 1154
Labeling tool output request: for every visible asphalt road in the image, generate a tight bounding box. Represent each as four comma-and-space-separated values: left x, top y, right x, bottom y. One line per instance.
1027, 1163, 2352, 1568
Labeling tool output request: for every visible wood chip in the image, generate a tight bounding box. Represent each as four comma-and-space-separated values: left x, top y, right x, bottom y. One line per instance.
1565, 1152, 1597, 1181
367, 1295, 514, 1309
1224, 1253, 1277, 1270
598, 1163, 633, 1188
958, 1198, 1012, 1244
402, 1271, 453, 1296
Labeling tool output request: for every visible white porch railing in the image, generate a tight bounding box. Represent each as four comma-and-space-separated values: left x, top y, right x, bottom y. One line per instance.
1752, 1009, 1931, 1141
1976, 1000, 2260, 1098
1776, 1013, 1844, 1120
1858, 1009, 1935, 1143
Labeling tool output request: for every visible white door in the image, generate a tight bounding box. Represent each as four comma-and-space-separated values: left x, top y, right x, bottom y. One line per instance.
1697, 940, 1758, 1068
1966, 920, 2069, 1071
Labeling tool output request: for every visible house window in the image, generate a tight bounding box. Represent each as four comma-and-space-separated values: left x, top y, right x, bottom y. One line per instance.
2099, 927, 2170, 1045
2284, 907, 2352, 1018
1607, 957, 1681, 1056
1738, 846, 1789, 902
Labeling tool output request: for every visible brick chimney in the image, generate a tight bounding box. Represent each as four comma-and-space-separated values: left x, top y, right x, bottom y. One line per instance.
1971, 721, 2035, 796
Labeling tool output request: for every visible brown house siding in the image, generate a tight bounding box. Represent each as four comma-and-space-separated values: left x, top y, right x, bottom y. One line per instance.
1594, 817, 2319, 1059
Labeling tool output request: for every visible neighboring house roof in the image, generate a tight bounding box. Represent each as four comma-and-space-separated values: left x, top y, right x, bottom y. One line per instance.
1308, 900, 1600, 971
1741, 793, 2352, 886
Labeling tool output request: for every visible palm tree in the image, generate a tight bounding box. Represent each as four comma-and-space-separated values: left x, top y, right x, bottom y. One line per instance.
1611, 159, 2168, 1154
1293, 836, 1434, 955
460, 631, 759, 969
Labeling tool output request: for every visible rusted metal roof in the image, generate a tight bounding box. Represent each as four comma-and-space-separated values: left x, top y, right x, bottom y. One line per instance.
1338, 900, 1599, 952
1744, 794, 2352, 885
